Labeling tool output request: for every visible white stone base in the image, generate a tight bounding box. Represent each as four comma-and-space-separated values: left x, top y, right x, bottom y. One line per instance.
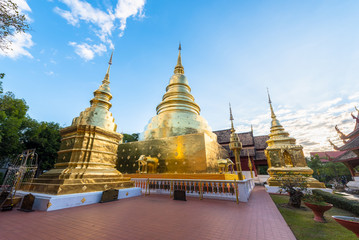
16, 187, 142, 211
264, 185, 332, 194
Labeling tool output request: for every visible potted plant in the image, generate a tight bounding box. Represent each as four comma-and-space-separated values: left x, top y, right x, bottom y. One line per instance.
276, 172, 309, 208
332, 216, 359, 237
303, 194, 333, 223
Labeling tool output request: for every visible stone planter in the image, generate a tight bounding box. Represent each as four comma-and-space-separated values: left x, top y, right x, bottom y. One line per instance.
332, 216, 359, 237
304, 202, 333, 223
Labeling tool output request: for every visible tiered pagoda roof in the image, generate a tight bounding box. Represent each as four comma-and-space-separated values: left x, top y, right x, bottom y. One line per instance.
326, 106, 359, 177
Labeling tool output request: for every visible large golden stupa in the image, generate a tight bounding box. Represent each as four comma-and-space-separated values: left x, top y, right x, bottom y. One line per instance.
21, 54, 134, 195
118, 45, 231, 179
265, 91, 325, 188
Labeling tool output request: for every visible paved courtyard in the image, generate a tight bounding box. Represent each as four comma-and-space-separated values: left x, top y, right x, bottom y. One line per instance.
0, 186, 296, 240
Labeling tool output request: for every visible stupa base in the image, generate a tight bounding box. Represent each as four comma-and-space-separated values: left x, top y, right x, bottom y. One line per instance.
16, 187, 141, 211
21, 179, 135, 195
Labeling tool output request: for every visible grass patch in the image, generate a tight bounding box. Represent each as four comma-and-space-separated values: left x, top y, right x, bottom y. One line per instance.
271, 194, 357, 240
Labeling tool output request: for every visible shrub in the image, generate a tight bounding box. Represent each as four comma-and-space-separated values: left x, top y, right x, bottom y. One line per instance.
313, 189, 359, 215
276, 172, 309, 208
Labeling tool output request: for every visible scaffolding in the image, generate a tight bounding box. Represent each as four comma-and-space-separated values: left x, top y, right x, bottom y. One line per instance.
0, 149, 38, 210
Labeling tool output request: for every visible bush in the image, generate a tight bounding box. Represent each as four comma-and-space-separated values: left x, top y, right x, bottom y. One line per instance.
313, 189, 359, 215
0, 172, 3, 185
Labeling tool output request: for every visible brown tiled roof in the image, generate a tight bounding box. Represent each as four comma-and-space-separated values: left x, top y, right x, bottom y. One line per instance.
221, 145, 256, 158
339, 136, 359, 151
214, 129, 269, 162
254, 135, 269, 150
213, 129, 255, 146
255, 150, 267, 161
213, 129, 231, 144
333, 150, 359, 162
241, 147, 256, 157
238, 132, 254, 146
348, 128, 359, 139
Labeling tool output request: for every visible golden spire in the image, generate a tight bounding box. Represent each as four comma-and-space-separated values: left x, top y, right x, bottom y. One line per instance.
174, 43, 184, 74
72, 52, 117, 131
267, 88, 281, 128
155, 44, 200, 115
90, 52, 113, 109
229, 103, 235, 133
103, 51, 113, 84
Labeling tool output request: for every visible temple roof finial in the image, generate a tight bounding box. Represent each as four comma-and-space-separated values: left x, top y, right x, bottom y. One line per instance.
229, 103, 235, 133
174, 42, 184, 74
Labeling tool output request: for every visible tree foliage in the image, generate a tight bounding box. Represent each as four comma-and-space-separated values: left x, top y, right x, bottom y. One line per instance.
306, 155, 352, 185
122, 133, 139, 143
0, 80, 61, 173
21, 118, 61, 173
276, 172, 309, 208
0, 91, 29, 162
0, 0, 29, 50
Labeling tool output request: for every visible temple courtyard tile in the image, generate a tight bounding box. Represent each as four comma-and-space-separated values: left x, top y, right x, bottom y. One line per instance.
0, 186, 295, 240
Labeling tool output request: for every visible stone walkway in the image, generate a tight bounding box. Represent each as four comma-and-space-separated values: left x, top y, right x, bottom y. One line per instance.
0, 186, 296, 240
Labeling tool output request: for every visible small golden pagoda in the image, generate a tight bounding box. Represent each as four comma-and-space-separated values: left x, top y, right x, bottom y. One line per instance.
21, 53, 134, 195
118, 44, 231, 179
265, 90, 325, 188
228, 104, 244, 180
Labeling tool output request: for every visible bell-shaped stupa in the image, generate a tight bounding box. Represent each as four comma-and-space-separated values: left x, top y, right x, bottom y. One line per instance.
118, 45, 230, 179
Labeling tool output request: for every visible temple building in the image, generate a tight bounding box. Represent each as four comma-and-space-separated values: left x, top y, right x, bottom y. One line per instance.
213, 128, 268, 177
117, 45, 233, 179
327, 106, 359, 190
21, 54, 134, 195
264, 91, 325, 188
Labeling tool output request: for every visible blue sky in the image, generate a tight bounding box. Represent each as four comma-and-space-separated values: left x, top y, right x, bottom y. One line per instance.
1, 0, 359, 154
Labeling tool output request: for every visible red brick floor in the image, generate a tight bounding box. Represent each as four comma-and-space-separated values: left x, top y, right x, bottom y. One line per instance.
0, 186, 296, 240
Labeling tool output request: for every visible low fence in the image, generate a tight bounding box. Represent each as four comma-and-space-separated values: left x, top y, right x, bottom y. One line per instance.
132, 178, 255, 203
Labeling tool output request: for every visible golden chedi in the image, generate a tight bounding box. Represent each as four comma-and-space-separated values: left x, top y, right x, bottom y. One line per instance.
22, 54, 134, 195
118, 45, 229, 178
265, 91, 324, 188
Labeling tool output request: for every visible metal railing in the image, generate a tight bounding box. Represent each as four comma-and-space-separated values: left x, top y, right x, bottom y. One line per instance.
133, 178, 255, 203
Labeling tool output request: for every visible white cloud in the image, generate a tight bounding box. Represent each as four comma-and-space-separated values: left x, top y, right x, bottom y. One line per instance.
55, 0, 145, 60
69, 42, 107, 61
13, 0, 31, 12
349, 92, 359, 100
0, 32, 34, 59
243, 96, 359, 156
0, 0, 33, 59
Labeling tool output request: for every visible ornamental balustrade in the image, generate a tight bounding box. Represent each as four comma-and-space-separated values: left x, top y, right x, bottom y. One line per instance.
132, 178, 254, 203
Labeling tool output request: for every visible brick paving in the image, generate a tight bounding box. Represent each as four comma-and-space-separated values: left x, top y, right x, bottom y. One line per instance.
0, 186, 296, 240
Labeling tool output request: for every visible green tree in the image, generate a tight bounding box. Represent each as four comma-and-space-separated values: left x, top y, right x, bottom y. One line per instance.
21, 119, 61, 174
0, 79, 61, 173
0, 91, 29, 164
122, 133, 139, 143
306, 155, 352, 185
0, 0, 30, 50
